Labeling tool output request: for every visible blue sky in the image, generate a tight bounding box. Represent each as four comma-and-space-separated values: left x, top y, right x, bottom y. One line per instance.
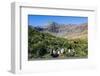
28, 15, 88, 27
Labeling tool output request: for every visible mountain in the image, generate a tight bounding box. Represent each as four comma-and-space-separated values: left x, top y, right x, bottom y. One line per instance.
33, 22, 88, 39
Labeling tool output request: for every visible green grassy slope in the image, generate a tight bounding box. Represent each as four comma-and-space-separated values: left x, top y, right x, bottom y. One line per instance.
28, 25, 88, 60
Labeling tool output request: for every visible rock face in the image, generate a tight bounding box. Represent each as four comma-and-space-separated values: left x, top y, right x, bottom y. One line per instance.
46, 22, 60, 33
33, 22, 88, 39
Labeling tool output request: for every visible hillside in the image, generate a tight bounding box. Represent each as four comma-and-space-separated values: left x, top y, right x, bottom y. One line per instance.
28, 25, 88, 60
